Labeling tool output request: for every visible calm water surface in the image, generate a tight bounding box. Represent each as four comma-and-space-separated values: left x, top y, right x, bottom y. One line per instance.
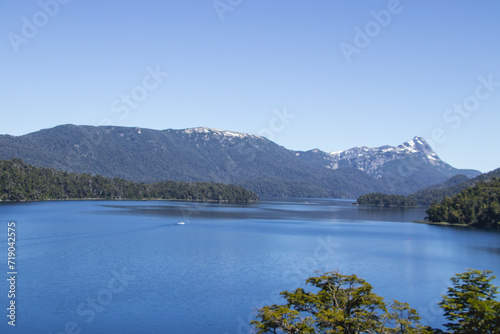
1, 198, 499, 333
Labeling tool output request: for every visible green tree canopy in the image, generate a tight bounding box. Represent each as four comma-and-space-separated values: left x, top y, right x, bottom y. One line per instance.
439, 269, 500, 333
251, 272, 430, 334
426, 178, 500, 229
356, 192, 417, 207
252, 270, 500, 333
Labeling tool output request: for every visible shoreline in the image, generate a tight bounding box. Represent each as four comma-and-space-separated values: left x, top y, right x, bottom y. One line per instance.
0, 197, 259, 204
413, 220, 471, 227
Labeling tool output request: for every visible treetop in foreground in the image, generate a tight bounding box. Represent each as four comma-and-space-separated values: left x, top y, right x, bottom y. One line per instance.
439, 269, 500, 333
251, 271, 430, 333
252, 269, 500, 333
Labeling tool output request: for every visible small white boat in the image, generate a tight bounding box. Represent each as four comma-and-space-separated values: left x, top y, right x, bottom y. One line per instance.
176, 222, 185, 225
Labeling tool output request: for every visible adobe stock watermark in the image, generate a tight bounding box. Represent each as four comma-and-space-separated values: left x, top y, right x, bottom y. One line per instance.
281, 235, 339, 288
7, 0, 70, 54
64, 126, 107, 167
48, 267, 134, 334
103, 65, 169, 125
257, 107, 296, 142
225, 235, 339, 334
395, 74, 498, 178
427, 74, 499, 148
178, 201, 205, 225
213, 0, 243, 21
419, 277, 452, 326
339, 0, 410, 63
220, 106, 296, 184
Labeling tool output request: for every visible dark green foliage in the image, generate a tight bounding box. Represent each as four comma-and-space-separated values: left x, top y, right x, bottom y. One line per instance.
0, 159, 259, 202
252, 270, 500, 333
356, 192, 418, 207
439, 269, 500, 333
251, 272, 430, 334
425, 178, 500, 229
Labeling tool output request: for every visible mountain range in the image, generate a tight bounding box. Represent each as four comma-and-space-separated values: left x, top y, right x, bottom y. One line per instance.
0, 124, 481, 198
296, 136, 480, 194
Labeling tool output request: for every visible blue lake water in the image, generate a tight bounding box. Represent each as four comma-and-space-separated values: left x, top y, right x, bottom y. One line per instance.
1, 198, 499, 333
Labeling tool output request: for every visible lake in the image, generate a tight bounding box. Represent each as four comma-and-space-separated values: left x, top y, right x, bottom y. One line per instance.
1, 198, 499, 333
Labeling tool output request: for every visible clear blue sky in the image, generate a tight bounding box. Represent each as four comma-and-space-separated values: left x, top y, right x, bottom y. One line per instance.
1, 0, 499, 172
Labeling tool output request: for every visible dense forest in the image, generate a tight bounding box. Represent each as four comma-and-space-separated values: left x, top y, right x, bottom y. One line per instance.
0, 159, 259, 202
425, 178, 500, 229
355, 192, 418, 207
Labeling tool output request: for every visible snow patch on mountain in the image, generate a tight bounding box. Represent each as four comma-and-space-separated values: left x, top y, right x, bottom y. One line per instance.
182, 127, 263, 140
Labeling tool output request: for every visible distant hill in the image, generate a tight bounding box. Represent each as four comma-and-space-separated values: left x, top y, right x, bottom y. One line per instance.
356, 168, 500, 207
0, 158, 258, 202
409, 168, 500, 205
0, 125, 480, 198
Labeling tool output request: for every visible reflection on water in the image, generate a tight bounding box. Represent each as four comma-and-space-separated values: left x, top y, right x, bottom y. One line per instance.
98, 197, 429, 223
0, 198, 499, 333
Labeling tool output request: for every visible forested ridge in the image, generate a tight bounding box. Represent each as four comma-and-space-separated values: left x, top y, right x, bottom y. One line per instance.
425, 178, 500, 229
0, 125, 480, 198
0, 159, 259, 202
355, 192, 417, 207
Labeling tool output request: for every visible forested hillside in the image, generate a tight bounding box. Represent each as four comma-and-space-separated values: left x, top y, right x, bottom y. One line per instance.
0, 159, 258, 202
425, 178, 500, 229
0, 125, 479, 198
355, 193, 417, 207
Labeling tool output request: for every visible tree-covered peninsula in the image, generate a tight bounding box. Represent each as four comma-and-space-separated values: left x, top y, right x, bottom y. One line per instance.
355, 192, 418, 207
425, 178, 500, 229
0, 159, 259, 202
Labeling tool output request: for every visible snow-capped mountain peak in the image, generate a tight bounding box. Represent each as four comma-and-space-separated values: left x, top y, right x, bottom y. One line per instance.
313, 136, 447, 177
